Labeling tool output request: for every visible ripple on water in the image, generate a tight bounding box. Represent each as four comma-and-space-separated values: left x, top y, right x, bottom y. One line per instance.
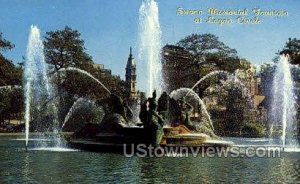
10, 138, 53, 141
29, 147, 79, 152
283, 147, 300, 153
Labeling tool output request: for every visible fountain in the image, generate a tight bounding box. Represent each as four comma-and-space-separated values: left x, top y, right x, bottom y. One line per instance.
20, 1, 236, 153
58, 67, 111, 94
187, 70, 231, 96
66, 0, 236, 151
68, 89, 233, 151
62, 97, 95, 129
138, 0, 162, 96
24, 25, 59, 150
185, 70, 257, 110
270, 55, 298, 150
22, 27, 112, 151
170, 88, 215, 131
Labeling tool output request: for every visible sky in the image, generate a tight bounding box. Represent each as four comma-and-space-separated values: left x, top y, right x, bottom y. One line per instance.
0, 0, 300, 91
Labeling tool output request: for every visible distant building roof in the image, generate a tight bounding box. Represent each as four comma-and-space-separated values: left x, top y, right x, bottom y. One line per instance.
93, 64, 104, 70
254, 95, 265, 107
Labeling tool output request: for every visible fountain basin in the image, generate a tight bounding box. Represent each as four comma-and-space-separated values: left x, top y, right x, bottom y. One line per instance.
68, 125, 233, 153
164, 133, 210, 145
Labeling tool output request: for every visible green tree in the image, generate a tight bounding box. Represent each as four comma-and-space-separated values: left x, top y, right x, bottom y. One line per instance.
44, 26, 127, 99
44, 26, 102, 123
280, 37, 300, 65
176, 33, 240, 72
224, 85, 245, 134
44, 26, 93, 71
162, 33, 241, 94
0, 33, 23, 124
177, 33, 237, 58
43, 26, 127, 125
0, 33, 22, 86
0, 33, 14, 53
0, 59, 22, 86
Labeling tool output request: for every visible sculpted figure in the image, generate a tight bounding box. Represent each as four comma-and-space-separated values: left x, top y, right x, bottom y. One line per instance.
109, 93, 133, 122
139, 90, 165, 145
157, 91, 169, 120
175, 97, 218, 138
98, 93, 133, 132
178, 97, 195, 130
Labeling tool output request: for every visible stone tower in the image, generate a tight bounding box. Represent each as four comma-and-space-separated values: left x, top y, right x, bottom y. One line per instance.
125, 47, 138, 100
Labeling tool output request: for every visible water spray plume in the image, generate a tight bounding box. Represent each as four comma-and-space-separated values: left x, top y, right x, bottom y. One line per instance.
138, 0, 163, 97
270, 55, 298, 150
58, 67, 111, 94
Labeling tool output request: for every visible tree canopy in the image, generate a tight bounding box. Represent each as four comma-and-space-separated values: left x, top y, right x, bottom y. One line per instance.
0, 33, 23, 124
43, 26, 127, 126
0, 33, 14, 54
163, 33, 242, 93
176, 33, 241, 74
280, 37, 300, 65
177, 33, 238, 58
0, 33, 22, 86
43, 26, 126, 99
44, 26, 93, 71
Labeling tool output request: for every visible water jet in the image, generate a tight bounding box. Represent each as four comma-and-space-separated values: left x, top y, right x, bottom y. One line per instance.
269, 55, 298, 150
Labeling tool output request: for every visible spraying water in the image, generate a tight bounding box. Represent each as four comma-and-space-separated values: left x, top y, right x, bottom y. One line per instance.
185, 70, 257, 109
270, 55, 298, 149
138, 0, 162, 96
62, 97, 94, 129
228, 74, 258, 110
170, 88, 215, 131
186, 70, 231, 97
59, 67, 111, 94
190, 71, 230, 91
24, 26, 48, 149
24, 26, 59, 149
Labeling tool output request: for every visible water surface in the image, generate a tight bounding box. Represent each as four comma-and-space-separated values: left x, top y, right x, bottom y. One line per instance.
0, 135, 299, 183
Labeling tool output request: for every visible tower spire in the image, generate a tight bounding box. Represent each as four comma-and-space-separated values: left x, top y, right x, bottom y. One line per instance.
125, 47, 137, 100
130, 47, 132, 56
127, 46, 135, 67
